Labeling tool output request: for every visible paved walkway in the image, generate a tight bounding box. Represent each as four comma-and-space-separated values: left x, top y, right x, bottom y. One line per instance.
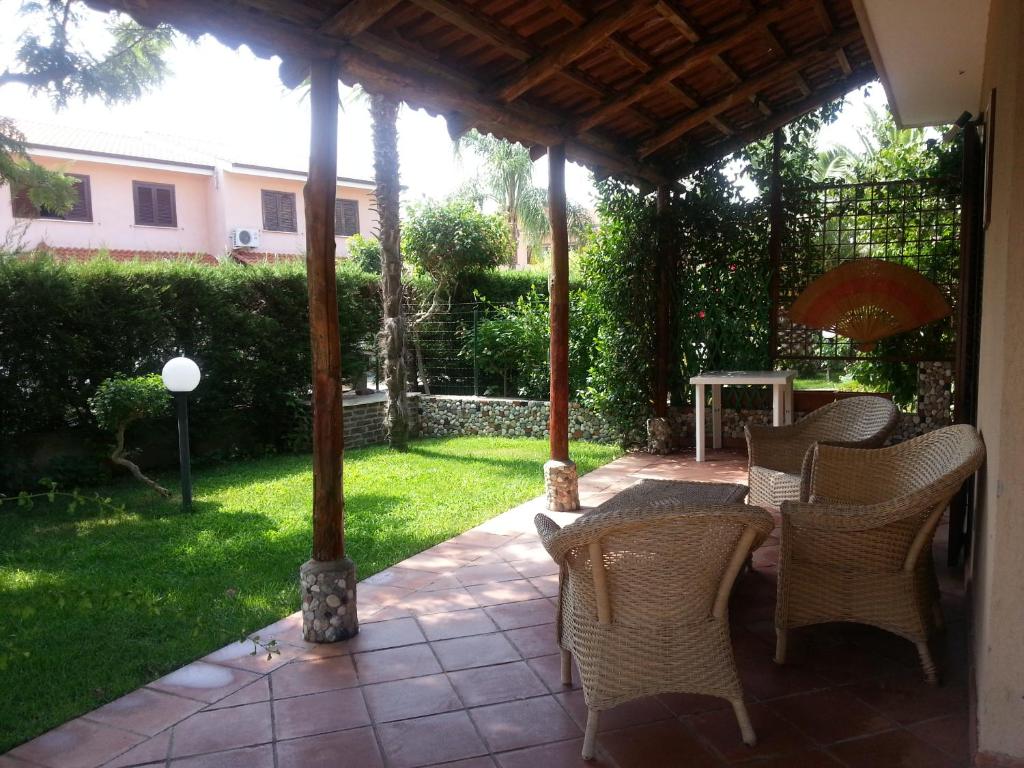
2, 450, 969, 768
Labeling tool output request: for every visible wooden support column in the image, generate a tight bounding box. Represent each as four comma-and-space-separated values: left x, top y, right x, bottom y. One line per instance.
299, 56, 358, 643
545, 143, 579, 511
767, 129, 784, 364
648, 184, 674, 453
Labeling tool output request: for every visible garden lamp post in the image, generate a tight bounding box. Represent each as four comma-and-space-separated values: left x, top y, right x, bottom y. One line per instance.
162, 357, 201, 510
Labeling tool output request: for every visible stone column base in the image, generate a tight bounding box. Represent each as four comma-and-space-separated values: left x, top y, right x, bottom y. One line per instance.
646, 416, 673, 455
300, 558, 358, 643
544, 459, 580, 512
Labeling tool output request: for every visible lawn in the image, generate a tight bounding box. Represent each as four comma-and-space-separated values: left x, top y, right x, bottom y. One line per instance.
0, 436, 620, 752
793, 376, 884, 392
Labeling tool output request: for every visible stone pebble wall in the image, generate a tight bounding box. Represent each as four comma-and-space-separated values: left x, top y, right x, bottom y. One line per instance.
345, 362, 954, 449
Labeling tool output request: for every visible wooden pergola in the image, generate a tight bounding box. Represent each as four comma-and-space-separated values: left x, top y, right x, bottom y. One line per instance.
84, 0, 876, 640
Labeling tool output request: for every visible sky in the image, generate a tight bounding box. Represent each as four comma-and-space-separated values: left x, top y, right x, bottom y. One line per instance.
0, 2, 891, 209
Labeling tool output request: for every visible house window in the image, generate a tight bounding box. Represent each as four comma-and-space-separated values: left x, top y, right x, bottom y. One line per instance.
261, 189, 298, 232
335, 198, 360, 237
133, 181, 177, 227
12, 173, 92, 221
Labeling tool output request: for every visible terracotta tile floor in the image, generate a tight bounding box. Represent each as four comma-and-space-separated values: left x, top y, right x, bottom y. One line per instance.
3, 449, 971, 768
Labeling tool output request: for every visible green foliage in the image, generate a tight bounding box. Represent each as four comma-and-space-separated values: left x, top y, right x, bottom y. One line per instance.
1, 2, 173, 219
88, 374, 169, 433
403, 199, 513, 289
347, 234, 382, 274
0, 256, 379, 486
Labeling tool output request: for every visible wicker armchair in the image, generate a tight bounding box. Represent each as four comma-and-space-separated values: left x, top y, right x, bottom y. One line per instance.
746, 395, 899, 507
535, 502, 774, 760
774, 424, 985, 684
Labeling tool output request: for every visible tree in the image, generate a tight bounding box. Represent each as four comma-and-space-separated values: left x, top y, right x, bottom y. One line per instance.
369, 91, 410, 449
0, 1, 173, 213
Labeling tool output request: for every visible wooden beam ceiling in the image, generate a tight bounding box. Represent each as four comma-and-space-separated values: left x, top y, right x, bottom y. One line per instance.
318, 0, 400, 36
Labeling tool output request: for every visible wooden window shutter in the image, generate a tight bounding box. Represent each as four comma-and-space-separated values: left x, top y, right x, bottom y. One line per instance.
262, 190, 297, 232
11, 174, 91, 221
11, 186, 36, 218
133, 181, 176, 227
334, 198, 360, 236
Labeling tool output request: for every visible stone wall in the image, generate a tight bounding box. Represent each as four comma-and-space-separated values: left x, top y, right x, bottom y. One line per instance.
415, 395, 615, 443
342, 393, 388, 449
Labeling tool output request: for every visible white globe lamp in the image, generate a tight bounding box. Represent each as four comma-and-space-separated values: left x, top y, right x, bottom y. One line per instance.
162, 356, 201, 392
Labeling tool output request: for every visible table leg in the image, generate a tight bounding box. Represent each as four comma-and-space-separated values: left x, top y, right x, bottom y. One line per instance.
712, 384, 722, 450
695, 384, 706, 462
784, 383, 794, 425
773, 384, 784, 427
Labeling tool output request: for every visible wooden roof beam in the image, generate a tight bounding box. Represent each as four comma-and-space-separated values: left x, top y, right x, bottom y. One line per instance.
813, 0, 835, 34
655, 1, 701, 43
498, 0, 655, 102
673, 65, 875, 178
636, 25, 861, 158
836, 47, 853, 75
574, 0, 813, 134
318, 0, 400, 36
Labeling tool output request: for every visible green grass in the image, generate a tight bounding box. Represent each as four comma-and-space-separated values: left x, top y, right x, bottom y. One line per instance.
0, 436, 620, 751
794, 376, 885, 392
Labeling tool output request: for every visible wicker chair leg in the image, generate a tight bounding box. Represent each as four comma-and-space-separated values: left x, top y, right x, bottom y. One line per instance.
916, 640, 940, 685
774, 628, 788, 664
730, 699, 757, 746
560, 648, 573, 687
582, 709, 600, 761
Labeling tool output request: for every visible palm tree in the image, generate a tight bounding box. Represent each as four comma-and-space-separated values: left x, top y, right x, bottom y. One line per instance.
369, 91, 409, 449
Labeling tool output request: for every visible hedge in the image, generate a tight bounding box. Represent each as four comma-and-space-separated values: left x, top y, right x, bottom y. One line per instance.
0, 256, 379, 489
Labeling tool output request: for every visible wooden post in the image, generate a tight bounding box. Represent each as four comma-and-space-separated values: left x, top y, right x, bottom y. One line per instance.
653, 185, 672, 417
299, 57, 358, 643
767, 129, 784, 365
544, 143, 579, 511
306, 57, 344, 563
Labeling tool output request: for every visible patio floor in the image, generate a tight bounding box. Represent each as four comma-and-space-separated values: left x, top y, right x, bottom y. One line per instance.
2, 450, 970, 768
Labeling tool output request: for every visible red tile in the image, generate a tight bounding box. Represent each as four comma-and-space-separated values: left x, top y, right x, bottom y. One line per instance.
276, 726, 384, 768
908, 713, 970, 764
528, 575, 561, 597
469, 696, 581, 752
802, 637, 906, 684
376, 711, 487, 768
148, 661, 262, 703
768, 688, 896, 745
272, 687, 370, 741
496, 738, 616, 767
732, 749, 844, 767
364, 567, 441, 590
556, 690, 673, 733
83, 688, 203, 736
827, 729, 959, 767
598, 720, 723, 768
846, 673, 967, 725
363, 674, 463, 722
448, 661, 548, 707
657, 692, 731, 717
425, 759, 497, 768
735, 654, 831, 701
399, 588, 479, 615
509, 559, 560, 579
201, 637, 301, 673
169, 702, 272, 757
8, 718, 145, 768
396, 550, 467, 572
353, 643, 441, 684
345, 617, 426, 652
687, 701, 813, 762
485, 598, 557, 630
418, 608, 498, 641
467, 580, 544, 607
455, 562, 523, 586
103, 729, 170, 767
450, 530, 515, 549
170, 744, 274, 768
505, 623, 559, 659
270, 656, 359, 698
432, 633, 520, 671
358, 583, 413, 608
204, 678, 270, 710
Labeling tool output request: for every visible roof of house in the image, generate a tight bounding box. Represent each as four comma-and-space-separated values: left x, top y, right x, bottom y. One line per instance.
11, 118, 376, 186
83, 0, 875, 187
45, 246, 219, 265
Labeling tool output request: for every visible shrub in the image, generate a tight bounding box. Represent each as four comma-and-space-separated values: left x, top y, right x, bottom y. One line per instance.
403, 200, 513, 290
347, 234, 381, 274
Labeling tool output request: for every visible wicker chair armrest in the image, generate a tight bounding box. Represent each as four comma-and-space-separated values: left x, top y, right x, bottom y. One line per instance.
745, 423, 813, 473
534, 513, 564, 561
780, 497, 930, 532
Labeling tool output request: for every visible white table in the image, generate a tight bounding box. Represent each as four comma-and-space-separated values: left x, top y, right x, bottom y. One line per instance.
689, 370, 798, 462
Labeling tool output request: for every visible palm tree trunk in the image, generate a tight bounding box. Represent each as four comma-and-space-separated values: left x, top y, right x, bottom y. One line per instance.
370, 92, 409, 450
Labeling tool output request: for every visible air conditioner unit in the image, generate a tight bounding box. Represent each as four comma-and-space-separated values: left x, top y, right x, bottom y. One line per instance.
231, 228, 260, 249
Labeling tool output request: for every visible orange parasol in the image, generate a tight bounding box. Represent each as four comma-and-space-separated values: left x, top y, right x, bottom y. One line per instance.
787, 259, 951, 352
